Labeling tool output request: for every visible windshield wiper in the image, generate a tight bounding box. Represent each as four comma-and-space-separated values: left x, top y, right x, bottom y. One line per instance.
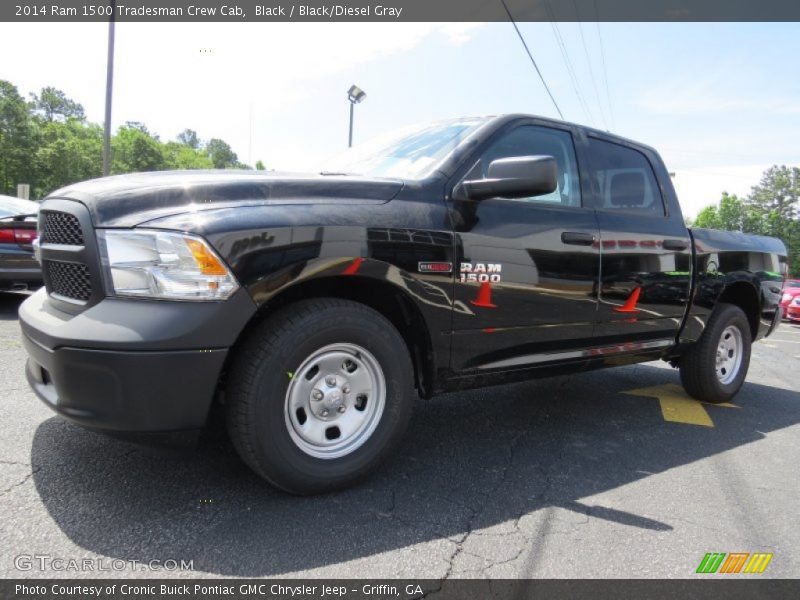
319, 171, 358, 176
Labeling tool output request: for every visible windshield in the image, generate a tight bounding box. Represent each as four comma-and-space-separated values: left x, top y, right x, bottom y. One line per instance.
322, 118, 490, 179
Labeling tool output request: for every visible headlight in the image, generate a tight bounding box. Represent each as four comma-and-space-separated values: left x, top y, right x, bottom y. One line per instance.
783, 292, 793, 303
98, 230, 238, 300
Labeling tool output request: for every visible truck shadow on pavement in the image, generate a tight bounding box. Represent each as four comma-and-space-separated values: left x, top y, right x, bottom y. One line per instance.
30, 364, 800, 576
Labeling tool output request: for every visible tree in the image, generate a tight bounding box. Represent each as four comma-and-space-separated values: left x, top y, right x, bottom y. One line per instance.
163, 141, 213, 170
31, 86, 85, 122
112, 125, 165, 173
255, 160, 266, 171
0, 80, 37, 195
715, 192, 748, 231
177, 128, 200, 149
206, 138, 238, 169
0, 79, 249, 197
693, 204, 720, 229
691, 165, 800, 277
33, 119, 103, 197
748, 166, 799, 239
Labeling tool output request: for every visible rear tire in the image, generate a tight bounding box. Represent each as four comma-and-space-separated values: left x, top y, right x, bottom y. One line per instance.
226, 298, 414, 494
679, 302, 751, 404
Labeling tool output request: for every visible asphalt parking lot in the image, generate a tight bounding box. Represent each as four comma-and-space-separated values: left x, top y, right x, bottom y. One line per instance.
1, 291, 799, 579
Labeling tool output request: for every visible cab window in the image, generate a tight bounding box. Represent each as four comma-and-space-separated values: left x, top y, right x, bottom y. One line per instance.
587, 138, 665, 215
468, 125, 582, 207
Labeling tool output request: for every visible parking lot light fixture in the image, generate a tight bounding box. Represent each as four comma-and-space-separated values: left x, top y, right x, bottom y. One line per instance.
347, 84, 367, 147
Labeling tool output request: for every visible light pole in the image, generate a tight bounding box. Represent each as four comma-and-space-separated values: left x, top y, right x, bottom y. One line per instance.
347, 84, 366, 147
102, 0, 116, 177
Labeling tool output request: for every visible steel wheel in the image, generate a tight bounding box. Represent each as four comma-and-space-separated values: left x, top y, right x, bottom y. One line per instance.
715, 324, 744, 385
284, 343, 386, 459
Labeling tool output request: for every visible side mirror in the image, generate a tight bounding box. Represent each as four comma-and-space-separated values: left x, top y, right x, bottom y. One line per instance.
454, 155, 558, 201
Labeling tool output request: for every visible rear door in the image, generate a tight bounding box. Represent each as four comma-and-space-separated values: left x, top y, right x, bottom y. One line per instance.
448, 121, 601, 372
584, 136, 692, 344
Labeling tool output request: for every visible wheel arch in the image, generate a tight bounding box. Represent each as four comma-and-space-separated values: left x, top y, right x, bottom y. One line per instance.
716, 278, 761, 341
229, 259, 442, 400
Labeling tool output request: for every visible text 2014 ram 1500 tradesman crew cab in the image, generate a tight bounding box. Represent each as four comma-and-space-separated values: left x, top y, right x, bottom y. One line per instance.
20, 115, 787, 494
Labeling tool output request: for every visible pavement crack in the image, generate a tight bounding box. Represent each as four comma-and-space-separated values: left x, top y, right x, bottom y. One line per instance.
0, 466, 40, 497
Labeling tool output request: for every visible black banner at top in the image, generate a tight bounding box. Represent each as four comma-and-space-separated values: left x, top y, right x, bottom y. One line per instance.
3, 0, 800, 22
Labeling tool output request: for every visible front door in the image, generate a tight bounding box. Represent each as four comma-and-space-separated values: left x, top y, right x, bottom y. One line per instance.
448, 123, 601, 372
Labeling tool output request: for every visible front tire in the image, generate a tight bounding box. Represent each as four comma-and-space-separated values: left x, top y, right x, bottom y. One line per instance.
679, 302, 752, 403
226, 298, 414, 494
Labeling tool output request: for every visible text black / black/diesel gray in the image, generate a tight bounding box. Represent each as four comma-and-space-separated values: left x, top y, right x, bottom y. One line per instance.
18, 115, 787, 494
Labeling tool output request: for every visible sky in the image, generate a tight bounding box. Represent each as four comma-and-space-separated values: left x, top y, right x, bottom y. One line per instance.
1, 21, 798, 218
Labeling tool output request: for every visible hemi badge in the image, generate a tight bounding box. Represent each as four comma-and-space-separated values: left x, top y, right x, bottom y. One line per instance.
418, 261, 453, 274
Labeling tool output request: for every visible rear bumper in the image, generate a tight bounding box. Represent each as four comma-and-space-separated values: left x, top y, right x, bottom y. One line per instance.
0, 265, 41, 289
19, 287, 257, 434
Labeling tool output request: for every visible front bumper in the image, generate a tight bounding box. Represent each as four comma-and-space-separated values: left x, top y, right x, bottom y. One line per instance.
19, 287, 256, 434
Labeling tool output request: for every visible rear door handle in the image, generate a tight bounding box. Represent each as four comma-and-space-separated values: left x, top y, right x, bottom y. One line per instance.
663, 239, 689, 251
561, 231, 596, 246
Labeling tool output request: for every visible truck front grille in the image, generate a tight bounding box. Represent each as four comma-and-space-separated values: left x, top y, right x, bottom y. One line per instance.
43, 260, 92, 302
40, 211, 84, 245
38, 202, 100, 310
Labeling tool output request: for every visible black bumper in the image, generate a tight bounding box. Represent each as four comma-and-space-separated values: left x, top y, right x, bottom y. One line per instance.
19, 287, 257, 434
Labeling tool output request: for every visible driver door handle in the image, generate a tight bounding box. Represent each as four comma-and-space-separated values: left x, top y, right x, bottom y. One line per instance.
561, 231, 596, 246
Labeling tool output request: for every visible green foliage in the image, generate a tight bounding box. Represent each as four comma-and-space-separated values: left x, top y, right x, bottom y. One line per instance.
255, 160, 266, 171
0, 80, 37, 195
33, 119, 103, 197
691, 166, 800, 277
206, 138, 239, 169
0, 79, 248, 199
749, 166, 799, 242
163, 142, 213, 170
112, 125, 165, 173
30, 86, 86, 122
692, 192, 755, 232
177, 129, 200, 149
693, 204, 720, 229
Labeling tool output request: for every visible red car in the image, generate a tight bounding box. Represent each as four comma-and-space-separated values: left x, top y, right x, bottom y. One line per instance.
781, 279, 800, 321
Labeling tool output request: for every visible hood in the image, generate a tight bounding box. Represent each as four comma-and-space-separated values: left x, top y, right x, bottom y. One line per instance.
47, 170, 404, 227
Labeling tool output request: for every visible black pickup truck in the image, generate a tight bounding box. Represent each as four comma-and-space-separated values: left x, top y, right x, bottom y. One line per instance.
19, 115, 787, 494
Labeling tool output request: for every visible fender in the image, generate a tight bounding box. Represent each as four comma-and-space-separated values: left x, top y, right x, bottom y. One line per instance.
681, 228, 786, 344
242, 255, 459, 397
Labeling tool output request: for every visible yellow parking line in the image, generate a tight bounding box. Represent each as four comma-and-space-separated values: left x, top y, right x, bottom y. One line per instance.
622, 383, 737, 427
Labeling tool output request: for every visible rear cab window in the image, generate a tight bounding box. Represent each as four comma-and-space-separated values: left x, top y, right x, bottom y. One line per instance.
586, 138, 665, 216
